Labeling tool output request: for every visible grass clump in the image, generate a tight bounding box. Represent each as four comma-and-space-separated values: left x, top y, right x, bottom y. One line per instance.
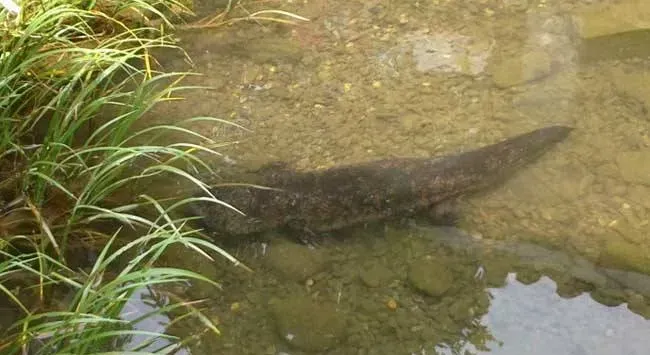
0, 0, 245, 353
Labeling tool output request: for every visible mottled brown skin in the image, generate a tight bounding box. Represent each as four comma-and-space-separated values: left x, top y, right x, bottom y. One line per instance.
188, 126, 572, 240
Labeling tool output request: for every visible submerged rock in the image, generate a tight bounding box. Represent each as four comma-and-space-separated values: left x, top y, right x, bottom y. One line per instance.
270, 296, 347, 351
408, 259, 454, 297
626, 293, 650, 319
264, 241, 329, 282
407, 32, 492, 75
359, 263, 395, 288
489, 50, 553, 88
603, 268, 650, 298
600, 239, 650, 275
590, 288, 627, 307
616, 152, 650, 186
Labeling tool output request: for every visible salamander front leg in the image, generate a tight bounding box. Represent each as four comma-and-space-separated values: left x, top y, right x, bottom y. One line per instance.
286, 220, 324, 248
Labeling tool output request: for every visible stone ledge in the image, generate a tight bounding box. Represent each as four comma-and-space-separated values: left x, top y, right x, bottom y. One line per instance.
572, 0, 650, 62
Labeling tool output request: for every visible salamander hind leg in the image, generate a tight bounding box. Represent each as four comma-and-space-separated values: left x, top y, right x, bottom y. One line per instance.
426, 199, 460, 226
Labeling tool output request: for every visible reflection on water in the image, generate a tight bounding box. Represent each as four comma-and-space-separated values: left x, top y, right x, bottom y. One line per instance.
119, 287, 190, 354
441, 273, 650, 355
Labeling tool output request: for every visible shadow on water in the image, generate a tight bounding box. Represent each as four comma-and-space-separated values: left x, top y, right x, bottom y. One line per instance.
139, 0, 650, 353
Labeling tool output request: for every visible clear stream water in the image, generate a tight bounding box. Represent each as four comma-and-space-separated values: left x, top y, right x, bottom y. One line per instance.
132, 0, 650, 353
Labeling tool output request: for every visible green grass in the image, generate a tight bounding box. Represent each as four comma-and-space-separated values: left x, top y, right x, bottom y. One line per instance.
0, 1, 247, 353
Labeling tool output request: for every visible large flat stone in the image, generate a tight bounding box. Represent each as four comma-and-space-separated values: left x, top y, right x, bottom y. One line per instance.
572, 0, 650, 62
408, 33, 492, 75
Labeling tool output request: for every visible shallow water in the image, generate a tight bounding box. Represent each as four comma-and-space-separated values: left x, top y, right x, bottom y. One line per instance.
144, 0, 650, 353
156, 225, 650, 354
